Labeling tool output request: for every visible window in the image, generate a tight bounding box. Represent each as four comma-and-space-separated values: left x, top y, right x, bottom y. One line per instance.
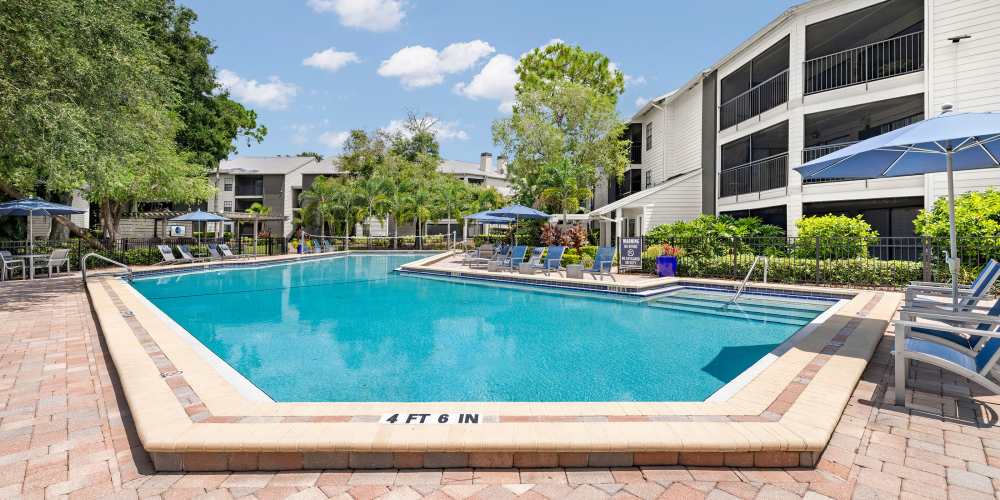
645, 123, 653, 151
223, 179, 233, 192
645, 170, 652, 188
223, 201, 233, 212
292, 188, 302, 209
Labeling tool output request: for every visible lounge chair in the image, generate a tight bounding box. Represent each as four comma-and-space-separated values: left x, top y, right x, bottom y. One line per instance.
526, 247, 544, 267
463, 243, 494, 266
218, 243, 252, 260
582, 246, 616, 281
470, 244, 508, 269
532, 246, 565, 275
906, 259, 1000, 311
176, 245, 204, 262
33, 248, 70, 277
0, 251, 25, 281
899, 299, 1000, 354
310, 239, 323, 253
321, 240, 335, 253
156, 245, 184, 265
499, 245, 528, 271
893, 305, 1000, 405
207, 243, 237, 260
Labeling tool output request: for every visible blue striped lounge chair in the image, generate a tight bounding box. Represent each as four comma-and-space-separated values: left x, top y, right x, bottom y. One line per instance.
906, 259, 1000, 311
532, 246, 565, 275
499, 245, 528, 271
893, 302, 1000, 405
582, 246, 616, 281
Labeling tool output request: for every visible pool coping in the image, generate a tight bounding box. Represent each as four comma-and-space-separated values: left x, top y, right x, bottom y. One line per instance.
85, 250, 900, 471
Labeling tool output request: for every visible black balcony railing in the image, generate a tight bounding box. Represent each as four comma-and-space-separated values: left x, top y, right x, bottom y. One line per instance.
719, 153, 788, 198
804, 31, 924, 95
720, 70, 789, 130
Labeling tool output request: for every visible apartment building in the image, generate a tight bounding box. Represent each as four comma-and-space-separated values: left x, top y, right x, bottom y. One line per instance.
592, 0, 1000, 241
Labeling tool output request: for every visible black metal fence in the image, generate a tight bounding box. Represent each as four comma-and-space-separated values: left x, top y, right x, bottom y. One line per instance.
641, 235, 1000, 288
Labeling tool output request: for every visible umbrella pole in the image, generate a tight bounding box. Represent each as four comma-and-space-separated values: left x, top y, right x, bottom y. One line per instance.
946, 149, 960, 310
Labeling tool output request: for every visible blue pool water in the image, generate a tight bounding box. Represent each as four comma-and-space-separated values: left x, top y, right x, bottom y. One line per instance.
130, 254, 831, 402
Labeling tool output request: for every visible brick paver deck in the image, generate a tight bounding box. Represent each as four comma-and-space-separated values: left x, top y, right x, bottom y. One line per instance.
2, 278, 1000, 499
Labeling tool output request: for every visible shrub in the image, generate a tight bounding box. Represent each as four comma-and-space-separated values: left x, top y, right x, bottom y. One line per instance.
914, 189, 1000, 264
794, 214, 878, 259
560, 224, 588, 250
540, 223, 561, 246
562, 248, 580, 265
645, 215, 785, 257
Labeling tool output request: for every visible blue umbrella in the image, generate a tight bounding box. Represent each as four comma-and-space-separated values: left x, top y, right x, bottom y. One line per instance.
0, 197, 85, 259
465, 210, 513, 224
486, 204, 550, 244
796, 108, 1000, 306
169, 209, 230, 244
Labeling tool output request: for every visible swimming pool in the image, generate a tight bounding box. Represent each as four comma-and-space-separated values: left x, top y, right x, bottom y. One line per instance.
130, 254, 834, 403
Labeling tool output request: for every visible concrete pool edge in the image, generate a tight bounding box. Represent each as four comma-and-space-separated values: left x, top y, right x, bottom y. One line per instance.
85, 252, 900, 471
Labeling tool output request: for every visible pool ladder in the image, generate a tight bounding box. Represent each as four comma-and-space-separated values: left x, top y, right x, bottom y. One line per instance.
727, 255, 768, 305
81, 253, 133, 283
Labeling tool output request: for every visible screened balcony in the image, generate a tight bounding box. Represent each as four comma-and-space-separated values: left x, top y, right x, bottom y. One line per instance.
719, 37, 789, 130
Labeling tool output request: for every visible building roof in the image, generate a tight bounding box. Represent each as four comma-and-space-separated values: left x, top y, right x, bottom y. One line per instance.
218, 156, 320, 175
631, 90, 678, 122
589, 170, 701, 215
438, 159, 508, 180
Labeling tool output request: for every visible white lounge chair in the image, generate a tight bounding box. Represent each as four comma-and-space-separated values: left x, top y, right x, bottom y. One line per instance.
218, 243, 252, 260
906, 259, 1000, 311
893, 303, 1000, 405
33, 248, 70, 277
156, 245, 185, 265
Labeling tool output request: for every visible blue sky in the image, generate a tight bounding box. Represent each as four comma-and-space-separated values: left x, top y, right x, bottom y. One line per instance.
183, 0, 801, 163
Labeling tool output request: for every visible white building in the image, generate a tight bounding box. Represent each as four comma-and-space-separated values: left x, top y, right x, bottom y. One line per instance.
439, 153, 514, 197
592, 0, 1000, 241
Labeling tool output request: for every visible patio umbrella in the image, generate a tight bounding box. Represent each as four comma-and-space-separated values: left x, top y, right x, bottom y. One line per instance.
169, 210, 230, 245
463, 210, 513, 243
0, 197, 85, 260
796, 108, 1000, 307
487, 204, 550, 244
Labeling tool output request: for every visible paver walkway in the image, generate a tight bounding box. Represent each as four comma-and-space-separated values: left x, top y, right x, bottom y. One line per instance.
3, 278, 1000, 499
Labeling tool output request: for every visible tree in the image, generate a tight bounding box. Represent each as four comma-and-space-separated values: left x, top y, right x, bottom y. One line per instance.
388, 112, 441, 162
339, 130, 386, 178
298, 175, 338, 237
332, 179, 362, 245
376, 158, 416, 248
538, 159, 593, 222
407, 182, 436, 247
493, 43, 629, 207
297, 151, 324, 162
516, 43, 625, 101
357, 175, 388, 236
434, 177, 470, 242
245, 202, 270, 255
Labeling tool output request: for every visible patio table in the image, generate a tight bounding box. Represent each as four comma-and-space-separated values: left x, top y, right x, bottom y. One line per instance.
21, 254, 49, 280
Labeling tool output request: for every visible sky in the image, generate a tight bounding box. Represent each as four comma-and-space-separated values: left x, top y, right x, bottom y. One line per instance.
182, 0, 802, 163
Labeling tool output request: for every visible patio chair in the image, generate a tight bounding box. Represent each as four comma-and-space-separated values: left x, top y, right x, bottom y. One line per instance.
499, 245, 528, 271
0, 251, 25, 281
469, 244, 508, 269
321, 239, 335, 253
525, 247, 544, 267
33, 248, 70, 277
176, 245, 202, 263
532, 246, 566, 275
156, 245, 183, 265
582, 246, 616, 281
462, 243, 494, 266
906, 259, 1000, 311
207, 243, 229, 260
893, 305, 1000, 405
898, 299, 1000, 354
218, 243, 252, 260
311, 239, 323, 253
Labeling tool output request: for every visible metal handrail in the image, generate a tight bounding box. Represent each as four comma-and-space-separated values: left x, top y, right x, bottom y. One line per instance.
728, 255, 768, 305
81, 253, 133, 282
804, 31, 923, 95
719, 69, 789, 130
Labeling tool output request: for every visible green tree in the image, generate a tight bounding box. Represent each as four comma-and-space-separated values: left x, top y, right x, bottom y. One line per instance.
297, 151, 324, 162
434, 177, 470, 241
388, 112, 441, 162
332, 179, 362, 244
378, 159, 416, 247
357, 175, 389, 236
298, 175, 338, 237
339, 130, 386, 179
407, 182, 436, 246
244, 201, 271, 255
493, 43, 629, 206
538, 159, 593, 222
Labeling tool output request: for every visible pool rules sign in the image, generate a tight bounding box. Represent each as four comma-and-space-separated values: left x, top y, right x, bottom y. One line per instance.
380, 413, 481, 425
619, 237, 642, 271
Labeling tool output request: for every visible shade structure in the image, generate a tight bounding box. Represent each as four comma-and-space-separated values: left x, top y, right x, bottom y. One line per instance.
169, 210, 230, 245
465, 210, 513, 224
796, 110, 1000, 307
0, 198, 85, 277
487, 204, 550, 219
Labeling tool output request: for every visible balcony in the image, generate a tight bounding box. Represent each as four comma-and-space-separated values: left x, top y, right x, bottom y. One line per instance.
719, 153, 788, 198
803, 31, 923, 95
720, 70, 788, 130
801, 141, 857, 164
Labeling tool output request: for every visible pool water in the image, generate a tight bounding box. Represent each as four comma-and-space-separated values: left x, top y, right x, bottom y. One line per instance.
130, 254, 831, 402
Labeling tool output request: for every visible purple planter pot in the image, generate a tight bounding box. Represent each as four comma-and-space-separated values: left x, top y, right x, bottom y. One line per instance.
655, 255, 678, 277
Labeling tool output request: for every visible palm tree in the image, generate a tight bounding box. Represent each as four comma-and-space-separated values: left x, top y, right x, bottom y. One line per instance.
382, 170, 415, 249
332, 179, 362, 249
435, 178, 469, 244
299, 175, 338, 237
407, 182, 436, 249
357, 175, 389, 237
244, 202, 271, 255
539, 159, 593, 223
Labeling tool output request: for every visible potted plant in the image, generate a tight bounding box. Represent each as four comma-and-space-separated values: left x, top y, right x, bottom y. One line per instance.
655, 244, 683, 277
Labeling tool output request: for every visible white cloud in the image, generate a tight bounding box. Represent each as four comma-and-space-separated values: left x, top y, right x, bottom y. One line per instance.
318, 130, 351, 149
382, 118, 469, 141
624, 74, 647, 87
303, 47, 361, 72
378, 40, 494, 88
217, 69, 297, 110
634, 96, 649, 108
306, 0, 405, 32
453, 54, 518, 113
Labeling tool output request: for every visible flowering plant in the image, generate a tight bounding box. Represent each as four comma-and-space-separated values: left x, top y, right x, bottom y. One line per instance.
661, 244, 684, 257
